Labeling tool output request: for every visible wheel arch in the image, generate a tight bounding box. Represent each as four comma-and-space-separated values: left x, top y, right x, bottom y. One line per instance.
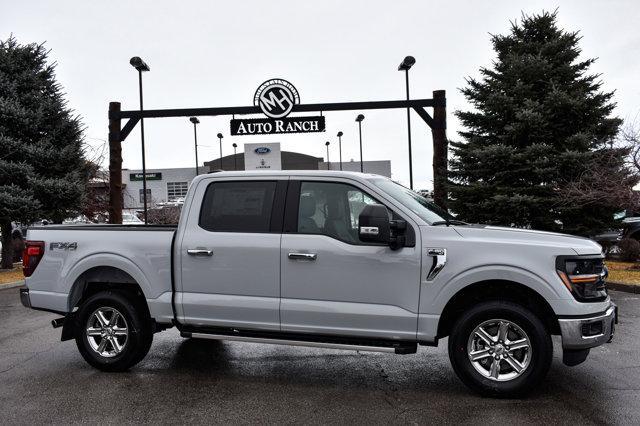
436, 279, 560, 339
67, 265, 149, 319
64, 253, 155, 312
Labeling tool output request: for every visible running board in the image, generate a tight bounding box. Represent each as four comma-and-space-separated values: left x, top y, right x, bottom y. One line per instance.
181, 331, 416, 354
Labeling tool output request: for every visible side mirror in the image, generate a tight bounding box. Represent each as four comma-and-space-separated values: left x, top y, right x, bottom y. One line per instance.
358, 204, 390, 244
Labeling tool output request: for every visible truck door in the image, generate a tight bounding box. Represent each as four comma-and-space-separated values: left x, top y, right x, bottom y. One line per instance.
280, 178, 421, 340
178, 177, 287, 330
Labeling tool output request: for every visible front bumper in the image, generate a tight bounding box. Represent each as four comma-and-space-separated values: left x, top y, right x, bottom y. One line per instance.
559, 303, 617, 350
20, 288, 31, 308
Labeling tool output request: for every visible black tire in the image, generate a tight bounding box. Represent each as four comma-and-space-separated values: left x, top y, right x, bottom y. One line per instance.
74, 290, 153, 372
448, 300, 552, 398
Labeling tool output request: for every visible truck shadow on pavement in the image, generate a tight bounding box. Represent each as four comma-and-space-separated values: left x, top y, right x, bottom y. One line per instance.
169, 338, 231, 372
162, 336, 607, 401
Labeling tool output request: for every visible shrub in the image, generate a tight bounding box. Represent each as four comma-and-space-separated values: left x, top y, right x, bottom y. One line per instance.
147, 207, 181, 225
618, 238, 640, 262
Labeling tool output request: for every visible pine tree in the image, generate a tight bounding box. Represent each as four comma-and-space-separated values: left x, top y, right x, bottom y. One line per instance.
449, 11, 634, 236
0, 36, 87, 268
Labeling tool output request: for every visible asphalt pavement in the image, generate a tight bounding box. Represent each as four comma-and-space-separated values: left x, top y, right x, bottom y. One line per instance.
1, 288, 638, 424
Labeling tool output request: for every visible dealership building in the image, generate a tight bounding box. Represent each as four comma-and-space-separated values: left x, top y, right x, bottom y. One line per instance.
122, 143, 391, 211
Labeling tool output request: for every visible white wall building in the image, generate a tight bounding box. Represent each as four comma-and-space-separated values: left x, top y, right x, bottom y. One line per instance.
122, 167, 206, 211
123, 147, 392, 212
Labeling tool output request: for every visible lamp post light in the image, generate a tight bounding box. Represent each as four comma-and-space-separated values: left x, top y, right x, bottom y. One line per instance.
216, 133, 223, 170
189, 117, 200, 177
232, 143, 238, 170
398, 55, 416, 189
325, 141, 330, 170
355, 114, 365, 173
336, 131, 343, 171
129, 56, 150, 224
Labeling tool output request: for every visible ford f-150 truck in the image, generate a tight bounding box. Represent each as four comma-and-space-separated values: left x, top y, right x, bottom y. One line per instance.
20, 171, 616, 397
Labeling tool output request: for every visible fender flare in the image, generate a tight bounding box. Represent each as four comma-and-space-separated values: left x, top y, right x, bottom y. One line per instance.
428, 264, 566, 315
63, 252, 153, 311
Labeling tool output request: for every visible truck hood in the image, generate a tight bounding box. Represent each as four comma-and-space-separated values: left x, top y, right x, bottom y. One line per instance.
452, 225, 602, 256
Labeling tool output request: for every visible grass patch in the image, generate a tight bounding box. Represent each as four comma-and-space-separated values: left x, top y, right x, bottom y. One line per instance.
0, 264, 23, 284
606, 261, 640, 286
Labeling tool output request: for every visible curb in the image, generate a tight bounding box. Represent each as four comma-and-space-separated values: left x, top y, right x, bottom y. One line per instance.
0, 280, 25, 290
607, 281, 640, 294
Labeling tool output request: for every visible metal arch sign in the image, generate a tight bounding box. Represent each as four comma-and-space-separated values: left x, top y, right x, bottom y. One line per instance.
230, 79, 325, 136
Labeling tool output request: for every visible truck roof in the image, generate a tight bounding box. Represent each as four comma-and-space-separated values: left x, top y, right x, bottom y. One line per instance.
203, 170, 385, 180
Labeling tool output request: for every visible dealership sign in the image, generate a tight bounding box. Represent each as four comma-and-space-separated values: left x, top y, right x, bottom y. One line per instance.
130, 172, 162, 181
230, 79, 325, 136
231, 116, 325, 135
244, 143, 282, 170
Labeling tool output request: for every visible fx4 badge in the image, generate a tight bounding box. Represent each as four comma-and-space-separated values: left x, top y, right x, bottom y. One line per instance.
426, 248, 447, 281
50, 242, 77, 251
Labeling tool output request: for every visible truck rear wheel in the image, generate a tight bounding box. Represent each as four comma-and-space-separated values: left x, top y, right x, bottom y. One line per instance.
74, 290, 153, 372
448, 300, 552, 398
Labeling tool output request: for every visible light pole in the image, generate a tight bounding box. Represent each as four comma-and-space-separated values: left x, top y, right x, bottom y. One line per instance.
337, 131, 343, 171
325, 141, 330, 170
232, 143, 238, 170
355, 114, 365, 173
398, 55, 416, 189
129, 56, 150, 224
190, 117, 200, 176
217, 133, 223, 170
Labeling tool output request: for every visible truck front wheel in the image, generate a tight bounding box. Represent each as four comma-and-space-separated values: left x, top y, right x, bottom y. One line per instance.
74, 290, 153, 372
448, 300, 552, 398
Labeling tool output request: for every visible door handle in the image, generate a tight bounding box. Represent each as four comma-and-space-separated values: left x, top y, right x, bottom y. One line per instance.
288, 252, 317, 261
187, 248, 213, 256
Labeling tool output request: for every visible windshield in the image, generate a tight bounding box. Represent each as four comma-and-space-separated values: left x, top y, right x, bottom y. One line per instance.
370, 178, 453, 224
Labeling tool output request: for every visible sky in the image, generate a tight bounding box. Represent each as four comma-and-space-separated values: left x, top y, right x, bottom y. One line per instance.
2, 0, 639, 190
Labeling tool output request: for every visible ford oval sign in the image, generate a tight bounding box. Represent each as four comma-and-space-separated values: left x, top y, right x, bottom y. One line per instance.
254, 147, 271, 154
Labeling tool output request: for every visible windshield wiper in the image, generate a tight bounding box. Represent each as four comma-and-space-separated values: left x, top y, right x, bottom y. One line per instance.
431, 219, 469, 227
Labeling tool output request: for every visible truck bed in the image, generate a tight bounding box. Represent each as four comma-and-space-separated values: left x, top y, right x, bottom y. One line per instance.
25, 225, 176, 322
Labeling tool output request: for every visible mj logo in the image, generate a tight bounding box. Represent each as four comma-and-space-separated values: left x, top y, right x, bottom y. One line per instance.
254, 79, 300, 119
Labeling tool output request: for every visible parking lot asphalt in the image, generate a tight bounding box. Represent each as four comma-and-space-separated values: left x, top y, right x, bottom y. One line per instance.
0, 288, 638, 425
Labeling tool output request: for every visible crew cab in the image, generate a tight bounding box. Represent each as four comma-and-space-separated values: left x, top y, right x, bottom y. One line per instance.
20, 171, 616, 397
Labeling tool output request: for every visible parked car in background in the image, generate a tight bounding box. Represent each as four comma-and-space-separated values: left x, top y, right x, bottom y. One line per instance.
122, 212, 144, 224
63, 215, 95, 225
622, 211, 640, 241
593, 229, 622, 256
20, 171, 616, 397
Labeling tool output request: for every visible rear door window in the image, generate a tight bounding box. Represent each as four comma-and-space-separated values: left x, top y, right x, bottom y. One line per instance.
199, 181, 277, 233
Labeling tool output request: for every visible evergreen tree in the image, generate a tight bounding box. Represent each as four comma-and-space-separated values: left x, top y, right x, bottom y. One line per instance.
0, 36, 87, 268
449, 11, 634, 236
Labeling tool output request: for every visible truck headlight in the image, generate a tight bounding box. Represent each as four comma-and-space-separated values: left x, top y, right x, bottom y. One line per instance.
556, 256, 608, 302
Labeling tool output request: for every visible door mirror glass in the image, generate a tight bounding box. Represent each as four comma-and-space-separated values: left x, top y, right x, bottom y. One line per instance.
358, 204, 391, 244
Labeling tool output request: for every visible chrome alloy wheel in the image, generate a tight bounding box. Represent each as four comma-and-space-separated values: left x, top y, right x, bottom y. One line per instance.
85, 307, 129, 358
467, 319, 531, 382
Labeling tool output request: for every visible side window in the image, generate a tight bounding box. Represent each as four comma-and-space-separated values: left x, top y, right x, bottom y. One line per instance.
199, 181, 276, 233
139, 188, 151, 204
167, 181, 189, 201
297, 181, 381, 244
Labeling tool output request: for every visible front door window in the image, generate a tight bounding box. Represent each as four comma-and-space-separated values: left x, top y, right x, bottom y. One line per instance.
297, 181, 380, 244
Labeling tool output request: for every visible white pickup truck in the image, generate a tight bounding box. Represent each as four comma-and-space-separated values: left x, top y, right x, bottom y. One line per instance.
20, 171, 616, 397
